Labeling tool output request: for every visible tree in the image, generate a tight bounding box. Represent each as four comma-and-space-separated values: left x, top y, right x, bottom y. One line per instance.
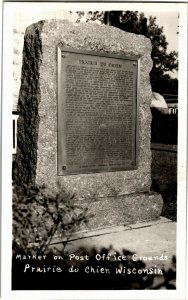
75, 11, 178, 94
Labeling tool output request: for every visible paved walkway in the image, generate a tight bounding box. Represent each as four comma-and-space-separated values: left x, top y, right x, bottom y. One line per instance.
53, 217, 176, 270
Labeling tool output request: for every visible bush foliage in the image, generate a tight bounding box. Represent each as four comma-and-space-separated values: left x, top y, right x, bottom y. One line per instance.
13, 183, 88, 255
151, 108, 177, 145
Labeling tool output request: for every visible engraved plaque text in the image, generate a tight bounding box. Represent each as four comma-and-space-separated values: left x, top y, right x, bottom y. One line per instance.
57, 47, 139, 175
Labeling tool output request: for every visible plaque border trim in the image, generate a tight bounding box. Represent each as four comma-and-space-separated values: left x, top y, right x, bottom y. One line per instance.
57, 44, 140, 176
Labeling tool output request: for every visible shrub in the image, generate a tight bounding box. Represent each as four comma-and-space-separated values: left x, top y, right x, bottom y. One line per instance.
151, 108, 177, 145
12, 183, 88, 255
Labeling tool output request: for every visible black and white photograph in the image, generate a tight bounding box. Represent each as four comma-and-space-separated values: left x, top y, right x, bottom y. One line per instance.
1, 1, 187, 299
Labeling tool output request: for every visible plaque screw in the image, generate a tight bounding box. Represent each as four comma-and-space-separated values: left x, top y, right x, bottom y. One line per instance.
62, 166, 66, 170
62, 54, 66, 58
133, 62, 137, 66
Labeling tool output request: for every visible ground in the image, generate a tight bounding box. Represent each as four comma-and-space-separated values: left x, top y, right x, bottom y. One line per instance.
151, 143, 177, 221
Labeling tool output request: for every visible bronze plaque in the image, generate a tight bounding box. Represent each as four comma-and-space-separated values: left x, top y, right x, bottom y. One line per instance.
57, 46, 139, 175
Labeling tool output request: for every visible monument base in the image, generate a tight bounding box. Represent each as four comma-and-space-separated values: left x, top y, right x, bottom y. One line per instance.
72, 192, 163, 232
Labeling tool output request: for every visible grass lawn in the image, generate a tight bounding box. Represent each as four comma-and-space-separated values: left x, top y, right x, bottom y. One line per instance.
151, 147, 177, 222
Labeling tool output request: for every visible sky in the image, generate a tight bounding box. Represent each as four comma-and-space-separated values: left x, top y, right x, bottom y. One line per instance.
144, 11, 179, 53
144, 11, 179, 78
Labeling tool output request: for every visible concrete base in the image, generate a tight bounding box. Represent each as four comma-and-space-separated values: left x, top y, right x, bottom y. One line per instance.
52, 216, 169, 243
73, 191, 163, 232
52, 217, 176, 270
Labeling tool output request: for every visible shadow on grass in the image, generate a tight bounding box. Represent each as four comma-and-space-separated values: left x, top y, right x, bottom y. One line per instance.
151, 107, 177, 222
151, 180, 177, 222
151, 148, 177, 222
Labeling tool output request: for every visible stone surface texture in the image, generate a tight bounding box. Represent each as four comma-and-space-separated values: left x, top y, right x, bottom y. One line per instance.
71, 192, 163, 231
15, 20, 163, 228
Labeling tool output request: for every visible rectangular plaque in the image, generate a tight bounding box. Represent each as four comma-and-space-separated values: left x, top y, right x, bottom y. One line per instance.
57, 46, 139, 175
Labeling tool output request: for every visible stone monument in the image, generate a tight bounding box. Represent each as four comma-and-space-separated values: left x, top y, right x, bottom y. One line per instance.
15, 20, 163, 230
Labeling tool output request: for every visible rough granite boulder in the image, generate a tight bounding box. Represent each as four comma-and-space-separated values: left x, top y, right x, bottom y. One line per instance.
15, 20, 163, 230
